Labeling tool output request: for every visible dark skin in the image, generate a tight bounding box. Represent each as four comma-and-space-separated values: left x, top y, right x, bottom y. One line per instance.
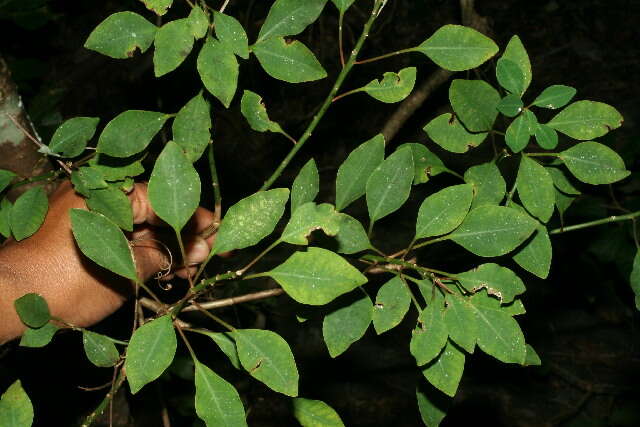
0, 181, 217, 344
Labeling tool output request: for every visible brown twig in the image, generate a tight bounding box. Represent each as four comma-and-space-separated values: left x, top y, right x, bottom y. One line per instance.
182, 288, 284, 312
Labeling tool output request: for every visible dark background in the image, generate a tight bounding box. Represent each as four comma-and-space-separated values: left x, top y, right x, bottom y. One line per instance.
1, 0, 639, 426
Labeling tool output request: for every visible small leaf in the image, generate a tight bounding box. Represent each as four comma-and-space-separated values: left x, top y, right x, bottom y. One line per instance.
213, 189, 289, 254
398, 143, 448, 184
323, 293, 372, 357
140, 0, 173, 15
153, 19, 194, 77
89, 153, 145, 182
97, 110, 168, 157
9, 186, 48, 241
523, 109, 538, 134
416, 384, 450, 427
291, 159, 319, 213
415, 24, 498, 71
456, 263, 525, 303
188, 5, 209, 39
513, 226, 552, 279
330, 0, 356, 13
410, 301, 449, 366
444, 296, 476, 353
629, 251, 640, 310
421, 341, 465, 397
85, 12, 157, 59
534, 123, 558, 150
267, 247, 367, 305
70, 209, 138, 280
496, 58, 525, 95
240, 90, 284, 134
334, 214, 371, 254
362, 67, 416, 104
14, 293, 50, 328
548, 100, 623, 140
48, 117, 99, 157
463, 162, 506, 208
559, 141, 630, 185
524, 344, 542, 366
449, 79, 500, 132
532, 85, 576, 109
197, 38, 239, 108
214, 11, 249, 59
546, 167, 580, 195
19, 323, 58, 348
281, 203, 341, 245
372, 277, 412, 334
501, 35, 532, 94
0, 380, 34, 427
0, 169, 16, 193
415, 184, 474, 239
0, 198, 11, 238
200, 331, 241, 369
82, 330, 120, 368
497, 94, 523, 118
423, 113, 487, 153
505, 115, 530, 153
194, 361, 248, 427
335, 134, 385, 211
257, 0, 327, 43
86, 186, 133, 231
126, 315, 177, 394
516, 156, 555, 222
366, 146, 414, 223
293, 398, 345, 427
71, 167, 108, 198
253, 37, 327, 83
234, 329, 299, 396
172, 92, 212, 163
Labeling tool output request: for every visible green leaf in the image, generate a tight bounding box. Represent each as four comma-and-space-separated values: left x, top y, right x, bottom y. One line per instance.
335, 134, 385, 211
70, 209, 138, 280
524, 344, 542, 366
559, 141, 630, 185
444, 296, 476, 353
456, 263, 525, 303
240, 90, 284, 134
188, 5, 209, 39
200, 331, 241, 369
0, 198, 11, 238
546, 167, 580, 195
140, 0, 172, 15
293, 398, 345, 427
548, 100, 623, 140
267, 247, 367, 305
291, 159, 319, 213
82, 330, 120, 368
503, 298, 526, 316
415, 184, 474, 239
554, 189, 575, 216
282, 203, 341, 245
513, 226, 552, 279
416, 384, 450, 427
197, 38, 239, 108
86, 186, 133, 231
463, 162, 506, 208
97, 110, 168, 157
213, 188, 289, 254
172, 92, 211, 163
366, 146, 414, 223
421, 341, 465, 397
71, 167, 108, 198
253, 37, 327, 83
125, 315, 177, 394
410, 301, 449, 366
372, 277, 412, 334
257, 0, 327, 43
532, 85, 576, 109
516, 156, 555, 222
9, 186, 48, 241
89, 153, 145, 182
423, 113, 487, 153
629, 251, 640, 310
84, 12, 157, 59
505, 114, 530, 153
323, 293, 372, 357
214, 11, 249, 59
0, 380, 33, 427
497, 94, 523, 118
448, 205, 537, 257
415, 24, 498, 71
330, 0, 355, 13
153, 19, 194, 77
398, 143, 448, 184
234, 329, 299, 396
0, 169, 16, 193
48, 117, 99, 157
19, 323, 58, 348
334, 214, 371, 254
534, 123, 558, 150
523, 109, 538, 134
501, 35, 532, 94
496, 58, 525, 95
449, 79, 500, 132
194, 360, 248, 427
14, 293, 50, 328
362, 67, 416, 104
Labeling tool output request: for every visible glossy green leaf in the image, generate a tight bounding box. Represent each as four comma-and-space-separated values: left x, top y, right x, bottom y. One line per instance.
268, 247, 367, 305
334, 214, 371, 254
172, 92, 211, 163
496, 58, 525, 95
456, 263, 525, 304
362, 67, 416, 104
234, 329, 299, 396
140, 0, 172, 15
523, 109, 538, 134
629, 251, 640, 310
0, 380, 33, 427
48, 117, 99, 157
89, 153, 145, 182
505, 114, 530, 153
71, 167, 108, 198
335, 134, 385, 211
415, 24, 498, 71
421, 341, 465, 397
10, 186, 48, 241
97, 110, 168, 157
194, 361, 248, 427
534, 123, 558, 150
463, 162, 506, 208
449, 79, 500, 132
399, 143, 448, 184
448, 205, 537, 257
416, 384, 450, 427
82, 330, 120, 368
214, 11, 249, 59
546, 167, 580, 195
366, 146, 414, 223
410, 301, 449, 366
197, 38, 239, 108
148, 141, 201, 232
213, 188, 289, 254
293, 398, 345, 427
501, 35, 532, 94
532, 85, 576, 109
291, 159, 319, 213
126, 315, 177, 394
524, 344, 542, 366
0, 170, 16, 193
86, 186, 133, 231
253, 37, 327, 83
188, 5, 208, 39
0, 198, 11, 238
282, 203, 341, 245
85, 12, 157, 59
330, 0, 355, 13
257, 0, 327, 43
14, 293, 50, 328
70, 209, 137, 280
516, 156, 555, 222
559, 141, 630, 184
372, 277, 412, 334
19, 323, 58, 348
513, 226, 552, 279
323, 293, 372, 357
153, 19, 194, 77
548, 101, 623, 140
240, 90, 284, 134
497, 94, 523, 118
201, 331, 241, 369
444, 296, 476, 353
415, 184, 474, 239
424, 113, 487, 153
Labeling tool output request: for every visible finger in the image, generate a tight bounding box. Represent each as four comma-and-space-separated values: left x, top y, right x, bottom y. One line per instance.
128, 183, 166, 226
182, 236, 210, 265
175, 266, 198, 280
184, 206, 217, 247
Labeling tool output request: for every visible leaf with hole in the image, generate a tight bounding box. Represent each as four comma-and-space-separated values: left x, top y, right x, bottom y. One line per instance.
415, 184, 474, 239
559, 141, 630, 184
153, 19, 194, 77
449, 79, 500, 132
197, 38, 239, 108
82, 330, 120, 368
293, 398, 345, 427
424, 113, 487, 153
410, 300, 449, 366
291, 159, 319, 214
366, 146, 414, 223
282, 203, 341, 245
372, 277, 412, 334
9, 186, 48, 241
14, 293, 50, 328
257, 0, 327, 43
240, 90, 285, 134
456, 263, 525, 304
253, 37, 327, 83
323, 293, 372, 357
548, 101, 623, 140
172, 92, 211, 163
84, 12, 157, 59
362, 67, 416, 104
48, 117, 99, 158
194, 360, 248, 427
532, 85, 576, 109
214, 11, 249, 59
97, 110, 168, 157
516, 156, 555, 222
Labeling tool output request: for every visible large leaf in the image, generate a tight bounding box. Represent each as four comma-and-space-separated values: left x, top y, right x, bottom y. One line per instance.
516, 156, 555, 222
86, 186, 133, 231
410, 300, 449, 366
253, 37, 327, 83
234, 329, 299, 396
14, 293, 50, 328
240, 90, 284, 134
293, 398, 345, 427
362, 67, 416, 104
415, 24, 498, 71
213, 189, 289, 254
456, 263, 525, 303
423, 113, 487, 153
214, 11, 249, 59
559, 141, 630, 185
148, 141, 201, 232
125, 315, 177, 394
194, 361, 248, 427
97, 110, 168, 157
281, 203, 341, 245
323, 293, 372, 357
197, 38, 239, 108
463, 162, 506, 208
415, 184, 473, 239
449, 79, 500, 132
366, 146, 414, 223
372, 277, 412, 334
257, 0, 327, 43
291, 159, 319, 213
84, 12, 157, 59
0, 380, 33, 427
9, 186, 48, 241
532, 85, 576, 109
48, 117, 99, 157
513, 225, 552, 279
421, 341, 465, 397
548, 101, 623, 140
501, 35, 532, 95
19, 323, 58, 348
153, 19, 194, 77
82, 330, 120, 368
334, 214, 371, 254
444, 295, 477, 353
172, 92, 211, 163
267, 247, 367, 305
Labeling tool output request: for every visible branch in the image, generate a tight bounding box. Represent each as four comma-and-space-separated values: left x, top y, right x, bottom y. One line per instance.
182, 288, 284, 312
